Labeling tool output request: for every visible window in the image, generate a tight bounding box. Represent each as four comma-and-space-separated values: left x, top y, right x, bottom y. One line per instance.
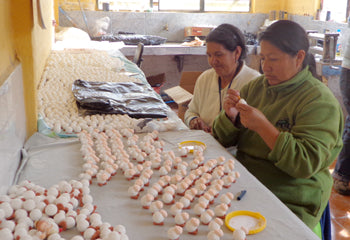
98, 0, 150, 11
97, 0, 251, 12
320, 0, 349, 22
158, 0, 250, 12
159, 0, 201, 11
204, 0, 250, 12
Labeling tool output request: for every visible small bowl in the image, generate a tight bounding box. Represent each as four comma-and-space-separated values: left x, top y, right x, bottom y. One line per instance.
178, 140, 206, 153
225, 210, 266, 234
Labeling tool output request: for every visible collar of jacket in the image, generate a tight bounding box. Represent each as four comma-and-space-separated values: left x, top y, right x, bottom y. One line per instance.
262, 66, 312, 94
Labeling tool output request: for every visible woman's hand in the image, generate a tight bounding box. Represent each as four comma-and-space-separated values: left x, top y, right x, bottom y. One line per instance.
223, 89, 241, 122
236, 102, 280, 150
189, 117, 212, 133
236, 102, 267, 131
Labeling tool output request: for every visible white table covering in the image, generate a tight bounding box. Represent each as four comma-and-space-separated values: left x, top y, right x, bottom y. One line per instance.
16, 130, 319, 240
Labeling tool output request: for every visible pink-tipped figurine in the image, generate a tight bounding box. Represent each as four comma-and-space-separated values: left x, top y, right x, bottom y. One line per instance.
167, 225, 183, 240
184, 217, 200, 235
207, 229, 224, 240
174, 212, 189, 227
153, 209, 168, 225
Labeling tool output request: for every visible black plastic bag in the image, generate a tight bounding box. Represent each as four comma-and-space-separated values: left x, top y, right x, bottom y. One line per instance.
72, 79, 168, 118
91, 34, 167, 45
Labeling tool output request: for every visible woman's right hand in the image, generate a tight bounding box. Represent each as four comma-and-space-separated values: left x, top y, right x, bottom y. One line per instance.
189, 117, 212, 133
223, 89, 240, 122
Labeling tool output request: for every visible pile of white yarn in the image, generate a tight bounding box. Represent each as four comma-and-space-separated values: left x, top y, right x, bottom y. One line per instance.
37, 49, 178, 135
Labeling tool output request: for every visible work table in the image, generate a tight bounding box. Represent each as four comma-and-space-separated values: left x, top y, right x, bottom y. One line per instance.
120, 43, 258, 56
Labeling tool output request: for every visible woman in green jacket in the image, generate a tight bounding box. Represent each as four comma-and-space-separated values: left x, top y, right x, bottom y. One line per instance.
212, 20, 343, 232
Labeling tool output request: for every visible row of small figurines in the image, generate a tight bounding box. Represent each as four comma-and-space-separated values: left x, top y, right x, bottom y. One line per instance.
77, 128, 245, 239
0, 178, 129, 240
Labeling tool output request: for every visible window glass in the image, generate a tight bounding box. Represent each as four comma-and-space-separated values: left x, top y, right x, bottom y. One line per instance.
97, 0, 251, 12
158, 0, 201, 11
320, 0, 348, 22
98, 0, 149, 11
205, 0, 250, 12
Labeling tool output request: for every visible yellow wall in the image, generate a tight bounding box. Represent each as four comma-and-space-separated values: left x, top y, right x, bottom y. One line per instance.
0, 1, 18, 86
7, 0, 53, 139
286, 0, 320, 17
252, 0, 320, 17
251, 0, 286, 13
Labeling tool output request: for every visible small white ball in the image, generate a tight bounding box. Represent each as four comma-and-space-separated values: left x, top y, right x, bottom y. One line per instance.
120, 233, 129, 240
0, 228, 13, 239
17, 216, 34, 229
46, 195, 57, 204
45, 203, 58, 216
14, 226, 28, 238
105, 231, 121, 240
1, 220, 16, 231
0, 202, 13, 218
70, 236, 84, 240
29, 208, 42, 221
23, 199, 36, 212
65, 216, 76, 229
23, 190, 36, 200
36, 201, 47, 211
76, 219, 89, 232
48, 233, 61, 240
15, 208, 28, 220
53, 210, 66, 224
114, 224, 126, 234
0, 209, 5, 220
10, 198, 23, 210
83, 228, 96, 239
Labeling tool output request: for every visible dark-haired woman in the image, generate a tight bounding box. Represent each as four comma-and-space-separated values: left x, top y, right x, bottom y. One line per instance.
184, 23, 260, 133
213, 20, 343, 233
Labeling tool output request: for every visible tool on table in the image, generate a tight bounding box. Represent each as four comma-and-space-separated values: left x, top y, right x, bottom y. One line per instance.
237, 190, 247, 201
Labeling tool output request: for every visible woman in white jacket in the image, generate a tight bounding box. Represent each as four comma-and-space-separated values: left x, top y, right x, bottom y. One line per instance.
184, 23, 260, 133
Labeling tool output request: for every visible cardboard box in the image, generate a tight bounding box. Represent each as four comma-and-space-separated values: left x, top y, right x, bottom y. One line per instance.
164, 71, 202, 121
184, 27, 214, 37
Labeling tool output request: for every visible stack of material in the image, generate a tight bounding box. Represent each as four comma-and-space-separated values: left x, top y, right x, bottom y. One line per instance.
37, 49, 185, 137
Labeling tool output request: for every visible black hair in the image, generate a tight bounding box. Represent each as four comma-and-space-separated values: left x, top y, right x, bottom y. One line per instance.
206, 23, 247, 63
259, 20, 319, 79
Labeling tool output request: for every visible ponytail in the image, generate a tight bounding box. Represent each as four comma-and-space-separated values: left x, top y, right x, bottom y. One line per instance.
304, 53, 321, 81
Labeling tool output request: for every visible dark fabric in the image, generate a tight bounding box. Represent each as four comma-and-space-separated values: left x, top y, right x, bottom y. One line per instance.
334, 68, 350, 182
320, 202, 332, 240
91, 34, 167, 45
72, 79, 168, 118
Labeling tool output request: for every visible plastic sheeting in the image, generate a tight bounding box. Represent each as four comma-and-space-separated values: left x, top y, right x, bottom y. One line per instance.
72, 79, 168, 118
0, 64, 26, 195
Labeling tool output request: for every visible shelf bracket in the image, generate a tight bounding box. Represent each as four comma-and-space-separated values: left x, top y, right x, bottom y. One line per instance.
174, 55, 185, 72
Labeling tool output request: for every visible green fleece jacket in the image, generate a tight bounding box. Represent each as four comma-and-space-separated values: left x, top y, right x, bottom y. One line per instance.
213, 67, 343, 229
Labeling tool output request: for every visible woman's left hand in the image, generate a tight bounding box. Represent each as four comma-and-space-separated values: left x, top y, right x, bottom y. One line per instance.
236, 102, 280, 150
236, 102, 268, 131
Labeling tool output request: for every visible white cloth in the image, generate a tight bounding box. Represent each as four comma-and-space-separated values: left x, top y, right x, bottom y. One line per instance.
184, 64, 260, 127
342, 34, 350, 69
16, 131, 320, 240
